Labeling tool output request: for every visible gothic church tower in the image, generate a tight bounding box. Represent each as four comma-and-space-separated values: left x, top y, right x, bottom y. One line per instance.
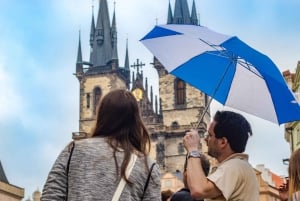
74, 0, 130, 136
150, 0, 210, 173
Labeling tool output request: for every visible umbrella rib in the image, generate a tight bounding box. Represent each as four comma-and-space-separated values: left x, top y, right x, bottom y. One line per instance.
236, 59, 264, 79
199, 37, 264, 79
196, 60, 233, 129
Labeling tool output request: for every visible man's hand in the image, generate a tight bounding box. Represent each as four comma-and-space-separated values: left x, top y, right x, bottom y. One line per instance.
183, 129, 201, 152
278, 182, 289, 201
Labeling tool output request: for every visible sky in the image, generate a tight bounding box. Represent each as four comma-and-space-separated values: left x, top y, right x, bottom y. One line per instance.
0, 0, 299, 200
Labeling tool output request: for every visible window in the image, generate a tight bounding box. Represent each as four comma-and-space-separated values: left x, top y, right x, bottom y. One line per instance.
86, 93, 90, 109
164, 180, 172, 188
175, 79, 186, 105
93, 87, 101, 114
171, 121, 179, 129
178, 142, 184, 154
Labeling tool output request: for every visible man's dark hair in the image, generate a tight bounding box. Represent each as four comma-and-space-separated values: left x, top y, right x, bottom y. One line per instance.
213, 111, 252, 153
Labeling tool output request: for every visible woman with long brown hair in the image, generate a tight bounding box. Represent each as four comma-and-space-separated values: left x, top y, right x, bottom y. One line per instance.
279, 148, 300, 201
41, 89, 161, 201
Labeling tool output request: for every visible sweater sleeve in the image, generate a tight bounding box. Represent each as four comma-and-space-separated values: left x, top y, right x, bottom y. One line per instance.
142, 163, 162, 201
41, 144, 71, 201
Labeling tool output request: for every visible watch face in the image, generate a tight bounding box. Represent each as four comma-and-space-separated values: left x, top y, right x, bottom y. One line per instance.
188, 151, 201, 158
132, 88, 143, 101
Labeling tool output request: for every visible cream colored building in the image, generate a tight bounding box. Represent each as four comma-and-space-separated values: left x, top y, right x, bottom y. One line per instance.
0, 161, 24, 201
283, 62, 300, 152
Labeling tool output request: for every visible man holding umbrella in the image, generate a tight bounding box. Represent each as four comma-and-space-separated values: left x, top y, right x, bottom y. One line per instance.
183, 110, 259, 200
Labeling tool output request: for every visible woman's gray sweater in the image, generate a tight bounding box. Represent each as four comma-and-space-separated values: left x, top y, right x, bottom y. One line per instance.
41, 137, 161, 201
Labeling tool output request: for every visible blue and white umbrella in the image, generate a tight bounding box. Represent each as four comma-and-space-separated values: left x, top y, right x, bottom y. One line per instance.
140, 24, 300, 124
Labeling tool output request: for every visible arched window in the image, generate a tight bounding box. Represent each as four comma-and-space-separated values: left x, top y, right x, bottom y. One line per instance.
93, 87, 102, 114
175, 79, 186, 105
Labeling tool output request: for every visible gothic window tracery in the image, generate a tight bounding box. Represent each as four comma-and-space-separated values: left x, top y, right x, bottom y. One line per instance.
175, 78, 186, 105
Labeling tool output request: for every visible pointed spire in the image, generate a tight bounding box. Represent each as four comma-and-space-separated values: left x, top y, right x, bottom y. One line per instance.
191, 0, 198, 25
89, 4, 96, 47
91, 0, 113, 67
76, 30, 83, 74
145, 77, 148, 96
150, 86, 153, 108
173, 0, 191, 24
0, 161, 9, 184
167, 0, 173, 24
111, 1, 118, 60
124, 38, 130, 71
132, 71, 135, 84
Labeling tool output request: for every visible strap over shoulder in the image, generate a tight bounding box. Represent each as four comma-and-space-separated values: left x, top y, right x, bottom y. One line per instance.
141, 162, 156, 200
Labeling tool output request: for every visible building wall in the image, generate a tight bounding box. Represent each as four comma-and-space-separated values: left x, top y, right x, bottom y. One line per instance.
0, 181, 24, 201
283, 62, 300, 152
79, 74, 127, 136
159, 74, 206, 126
161, 172, 184, 192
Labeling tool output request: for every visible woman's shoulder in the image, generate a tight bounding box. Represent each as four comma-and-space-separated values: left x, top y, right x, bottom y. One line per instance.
72, 137, 110, 152
292, 191, 300, 201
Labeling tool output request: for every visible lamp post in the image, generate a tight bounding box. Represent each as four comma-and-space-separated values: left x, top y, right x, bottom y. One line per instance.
285, 127, 294, 152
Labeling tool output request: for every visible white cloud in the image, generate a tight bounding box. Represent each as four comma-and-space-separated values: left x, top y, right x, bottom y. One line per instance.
0, 62, 23, 121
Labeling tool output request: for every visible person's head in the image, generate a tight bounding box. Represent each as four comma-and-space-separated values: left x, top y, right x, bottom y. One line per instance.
206, 111, 252, 158
183, 154, 210, 188
92, 89, 150, 152
161, 189, 173, 201
288, 148, 300, 199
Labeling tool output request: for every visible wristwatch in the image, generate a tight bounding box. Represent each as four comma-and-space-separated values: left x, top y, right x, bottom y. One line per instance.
187, 150, 201, 158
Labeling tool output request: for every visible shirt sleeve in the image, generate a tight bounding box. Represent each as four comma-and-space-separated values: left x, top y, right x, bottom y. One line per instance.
41, 144, 71, 201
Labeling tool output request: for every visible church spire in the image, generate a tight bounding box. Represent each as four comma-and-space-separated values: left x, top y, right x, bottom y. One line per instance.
124, 38, 129, 71
0, 161, 9, 183
111, 1, 118, 60
76, 31, 83, 74
90, 0, 113, 67
190, 0, 198, 25
173, 0, 191, 24
89, 4, 95, 47
167, 0, 173, 24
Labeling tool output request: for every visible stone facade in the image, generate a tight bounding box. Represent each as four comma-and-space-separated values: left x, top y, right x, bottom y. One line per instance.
78, 74, 127, 136
0, 161, 24, 201
0, 182, 24, 201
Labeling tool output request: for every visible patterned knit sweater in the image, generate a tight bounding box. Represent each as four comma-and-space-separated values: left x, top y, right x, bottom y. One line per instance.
41, 137, 161, 201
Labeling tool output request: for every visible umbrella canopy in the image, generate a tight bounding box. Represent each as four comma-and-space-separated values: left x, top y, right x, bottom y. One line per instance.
140, 24, 300, 124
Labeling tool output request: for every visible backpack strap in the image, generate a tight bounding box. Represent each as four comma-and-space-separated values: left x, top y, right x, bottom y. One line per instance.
141, 163, 156, 200
112, 153, 137, 201
65, 141, 75, 201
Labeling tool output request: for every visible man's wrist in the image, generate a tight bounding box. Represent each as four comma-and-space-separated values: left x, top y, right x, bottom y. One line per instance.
187, 150, 201, 158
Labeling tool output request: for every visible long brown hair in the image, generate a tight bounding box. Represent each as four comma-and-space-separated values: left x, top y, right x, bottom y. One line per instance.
91, 89, 151, 184
288, 148, 300, 199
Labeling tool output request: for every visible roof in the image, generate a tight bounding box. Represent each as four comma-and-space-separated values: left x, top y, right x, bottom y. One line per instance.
271, 171, 285, 188
0, 160, 9, 184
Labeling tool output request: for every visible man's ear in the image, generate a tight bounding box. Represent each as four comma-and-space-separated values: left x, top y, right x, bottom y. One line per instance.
219, 137, 228, 147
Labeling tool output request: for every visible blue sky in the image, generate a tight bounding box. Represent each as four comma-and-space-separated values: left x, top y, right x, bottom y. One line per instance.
0, 0, 299, 200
